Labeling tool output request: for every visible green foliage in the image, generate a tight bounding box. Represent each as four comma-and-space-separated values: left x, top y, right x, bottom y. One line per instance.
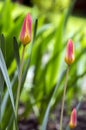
0, 49, 15, 114
0, 0, 29, 68
0, 0, 86, 130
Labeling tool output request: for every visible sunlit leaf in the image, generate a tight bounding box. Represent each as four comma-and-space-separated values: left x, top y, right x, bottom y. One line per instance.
13, 37, 20, 77
41, 69, 66, 130
0, 49, 15, 115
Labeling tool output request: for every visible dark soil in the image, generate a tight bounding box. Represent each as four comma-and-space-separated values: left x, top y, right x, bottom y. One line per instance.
19, 100, 86, 130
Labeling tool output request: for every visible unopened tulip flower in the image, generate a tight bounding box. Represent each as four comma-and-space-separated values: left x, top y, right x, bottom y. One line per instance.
65, 39, 75, 65
69, 108, 77, 129
20, 13, 32, 46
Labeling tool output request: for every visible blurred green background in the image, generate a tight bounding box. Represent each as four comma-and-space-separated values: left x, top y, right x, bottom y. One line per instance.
0, 0, 86, 130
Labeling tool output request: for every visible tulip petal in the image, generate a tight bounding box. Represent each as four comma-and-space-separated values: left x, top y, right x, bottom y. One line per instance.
65, 39, 75, 65
20, 13, 32, 46
69, 108, 77, 129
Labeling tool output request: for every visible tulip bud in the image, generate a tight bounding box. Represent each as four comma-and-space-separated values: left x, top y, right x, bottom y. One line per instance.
69, 108, 77, 129
65, 39, 75, 65
20, 13, 32, 46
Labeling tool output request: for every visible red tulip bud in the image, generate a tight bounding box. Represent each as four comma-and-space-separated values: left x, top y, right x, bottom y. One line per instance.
69, 108, 77, 129
65, 39, 75, 65
20, 13, 32, 46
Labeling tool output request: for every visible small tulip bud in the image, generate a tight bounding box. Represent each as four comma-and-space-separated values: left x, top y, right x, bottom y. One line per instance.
20, 13, 32, 46
69, 108, 77, 129
65, 39, 75, 65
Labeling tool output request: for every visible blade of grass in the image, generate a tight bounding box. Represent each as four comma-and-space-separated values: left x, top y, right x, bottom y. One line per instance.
0, 34, 6, 60
0, 70, 4, 129
1, 71, 17, 120
41, 69, 66, 130
13, 37, 20, 78
36, 24, 51, 39
0, 49, 18, 130
0, 49, 15, 115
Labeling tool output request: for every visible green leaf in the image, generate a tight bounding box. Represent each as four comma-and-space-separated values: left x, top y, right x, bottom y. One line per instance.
36, 24, 51, 38
33, 19, 38, 44
0, 70, 4, 127
0, 0, 12, 32
5, 16, 24, 68
45, 13, 65, 93
64, 0, 77, 28
0, 49, 15, 115
66, 126, 70, 130
76, 96, 83, 112
13, 37, 20, 77
0, 34, 6, 60
1, 71, 17, 121
41, 69, 66, 130
1, 72, 18, 130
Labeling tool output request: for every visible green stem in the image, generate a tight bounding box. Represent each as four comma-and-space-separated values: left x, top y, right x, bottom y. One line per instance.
15, 46, 25, 117
59, 66, 70, 130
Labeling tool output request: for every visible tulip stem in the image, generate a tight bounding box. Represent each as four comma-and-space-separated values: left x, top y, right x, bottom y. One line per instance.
15, 45, 25, 118
59, 66, 70, 130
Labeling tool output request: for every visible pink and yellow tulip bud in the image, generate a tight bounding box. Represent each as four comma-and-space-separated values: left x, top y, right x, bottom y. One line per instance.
20, 13, 32, 46
65, 39, 75, 65
69, 108, 77, 129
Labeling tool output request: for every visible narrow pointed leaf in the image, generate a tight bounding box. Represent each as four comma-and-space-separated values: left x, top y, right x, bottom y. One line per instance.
1, 71, 17, 120
0, 49, 15, 115
0, 34, 6, 60
42, 69, 66, 130
13, 37, 20, 77
0, 70, 4, 127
